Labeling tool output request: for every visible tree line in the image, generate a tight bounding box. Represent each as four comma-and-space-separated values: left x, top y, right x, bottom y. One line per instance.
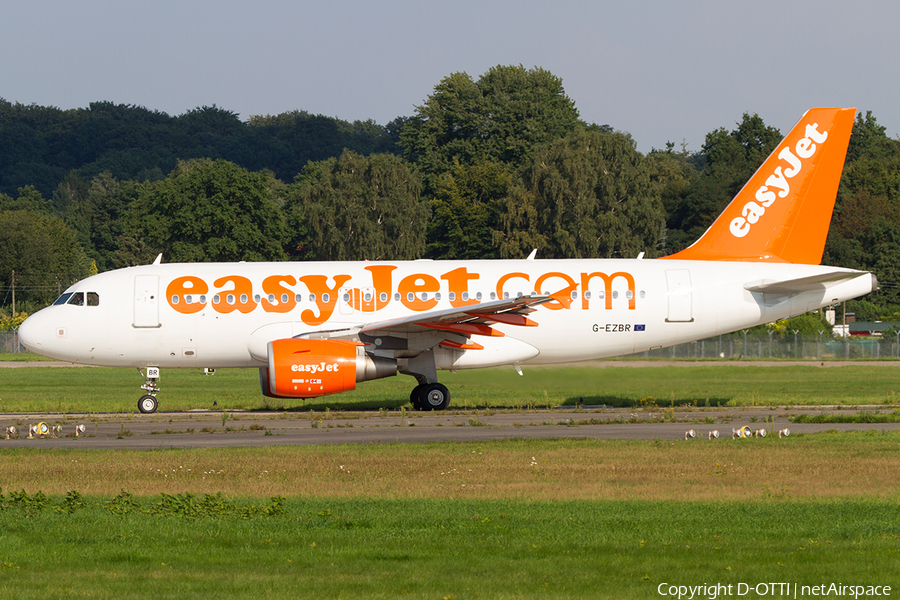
1, 65, 898, 325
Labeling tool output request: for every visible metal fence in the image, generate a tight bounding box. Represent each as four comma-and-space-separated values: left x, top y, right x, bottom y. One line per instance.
635, 333, 898, 360
1, 330, 897, 360
1, 332, 24, 353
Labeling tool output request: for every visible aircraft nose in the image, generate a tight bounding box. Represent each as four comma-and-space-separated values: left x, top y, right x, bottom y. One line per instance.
17, 312, 43, 354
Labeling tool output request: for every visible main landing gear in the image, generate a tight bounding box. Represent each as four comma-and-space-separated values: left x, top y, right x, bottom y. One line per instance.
137, 366, 160, 414
410, 382, 450, 411
402, 351, 450, 411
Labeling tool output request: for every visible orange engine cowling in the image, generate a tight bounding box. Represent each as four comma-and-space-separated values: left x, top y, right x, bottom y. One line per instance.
260, 338, 396, 398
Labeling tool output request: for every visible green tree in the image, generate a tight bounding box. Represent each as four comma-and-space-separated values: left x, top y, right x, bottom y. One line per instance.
242, 111, 399, 183
0, 311, 29, 331
400, 65, 580, 185
846, 110, 899, 163
0, 208, 90, 307
854, 218, 900, 308
666, 113, 781, 251
825, 111, 900, 315
122, 159, 287, 264
286, 150, 428, 261
426, 161, 509, 259
499, 128, 666, 259
0, 185, 53, 213
57, 172, 132, 271
768, 312, 833, 336
646, 146, 699, 254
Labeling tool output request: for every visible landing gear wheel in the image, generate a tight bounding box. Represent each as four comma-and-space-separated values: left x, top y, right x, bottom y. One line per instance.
417, 383, 450, 411
138, 394, 159, 414
410, 385, 425, 410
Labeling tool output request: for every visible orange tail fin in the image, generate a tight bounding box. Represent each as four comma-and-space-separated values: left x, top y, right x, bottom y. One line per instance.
663, 107, 856, 264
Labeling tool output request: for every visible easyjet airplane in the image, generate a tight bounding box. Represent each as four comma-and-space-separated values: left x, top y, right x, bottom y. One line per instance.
18, 107, 876, 413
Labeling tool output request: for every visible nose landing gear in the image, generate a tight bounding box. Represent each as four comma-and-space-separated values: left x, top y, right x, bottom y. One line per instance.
137, 367, 160, 414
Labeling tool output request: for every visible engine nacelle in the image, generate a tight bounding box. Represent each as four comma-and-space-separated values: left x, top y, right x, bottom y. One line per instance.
259, 338, 396, 398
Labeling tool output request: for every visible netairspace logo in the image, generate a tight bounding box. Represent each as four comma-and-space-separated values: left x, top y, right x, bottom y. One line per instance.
657, 583, 892, 600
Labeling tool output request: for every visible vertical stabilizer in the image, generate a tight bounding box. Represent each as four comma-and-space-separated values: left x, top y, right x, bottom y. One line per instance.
663, 107, 856, 264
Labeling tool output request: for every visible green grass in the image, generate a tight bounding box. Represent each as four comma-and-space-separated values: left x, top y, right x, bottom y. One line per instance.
2, 362, 900, 413
0, 494, 897, 599
2, 361, 899, 596
2, 430, 900, 597
790, 410, 900, 423
0, 352, 55, 362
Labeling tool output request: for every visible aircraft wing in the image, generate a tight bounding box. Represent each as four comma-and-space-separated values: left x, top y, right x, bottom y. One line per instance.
360, 294, 552, 337
295, 294, 555, 353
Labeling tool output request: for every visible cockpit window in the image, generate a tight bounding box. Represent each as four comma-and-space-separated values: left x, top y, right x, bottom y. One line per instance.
60, 292, 100, 307
53, 293, 73, 306
67, 292, 84, 306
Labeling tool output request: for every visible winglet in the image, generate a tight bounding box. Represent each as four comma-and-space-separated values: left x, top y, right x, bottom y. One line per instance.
662, 108, 856, 264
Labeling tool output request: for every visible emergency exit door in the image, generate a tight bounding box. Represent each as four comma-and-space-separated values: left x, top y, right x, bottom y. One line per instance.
665, 270, 693, 323
134, 275, 160, 328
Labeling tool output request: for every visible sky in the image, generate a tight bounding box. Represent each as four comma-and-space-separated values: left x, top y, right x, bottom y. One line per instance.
2, 0, 899, 153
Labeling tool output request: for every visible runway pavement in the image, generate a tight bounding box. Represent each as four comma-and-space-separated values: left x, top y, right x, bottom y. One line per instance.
1, 405, 898, 449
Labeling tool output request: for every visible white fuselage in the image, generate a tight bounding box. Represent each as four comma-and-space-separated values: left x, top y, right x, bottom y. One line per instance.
18, 258, 876, 370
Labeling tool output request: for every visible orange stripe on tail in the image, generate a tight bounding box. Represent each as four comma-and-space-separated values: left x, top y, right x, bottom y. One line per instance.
662, 107, 856, 264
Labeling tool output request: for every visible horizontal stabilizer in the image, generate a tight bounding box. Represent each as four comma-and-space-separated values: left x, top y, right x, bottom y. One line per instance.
744, 271, 875, 296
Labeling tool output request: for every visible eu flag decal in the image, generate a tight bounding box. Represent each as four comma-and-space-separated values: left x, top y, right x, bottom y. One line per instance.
634, 324, 646, 332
